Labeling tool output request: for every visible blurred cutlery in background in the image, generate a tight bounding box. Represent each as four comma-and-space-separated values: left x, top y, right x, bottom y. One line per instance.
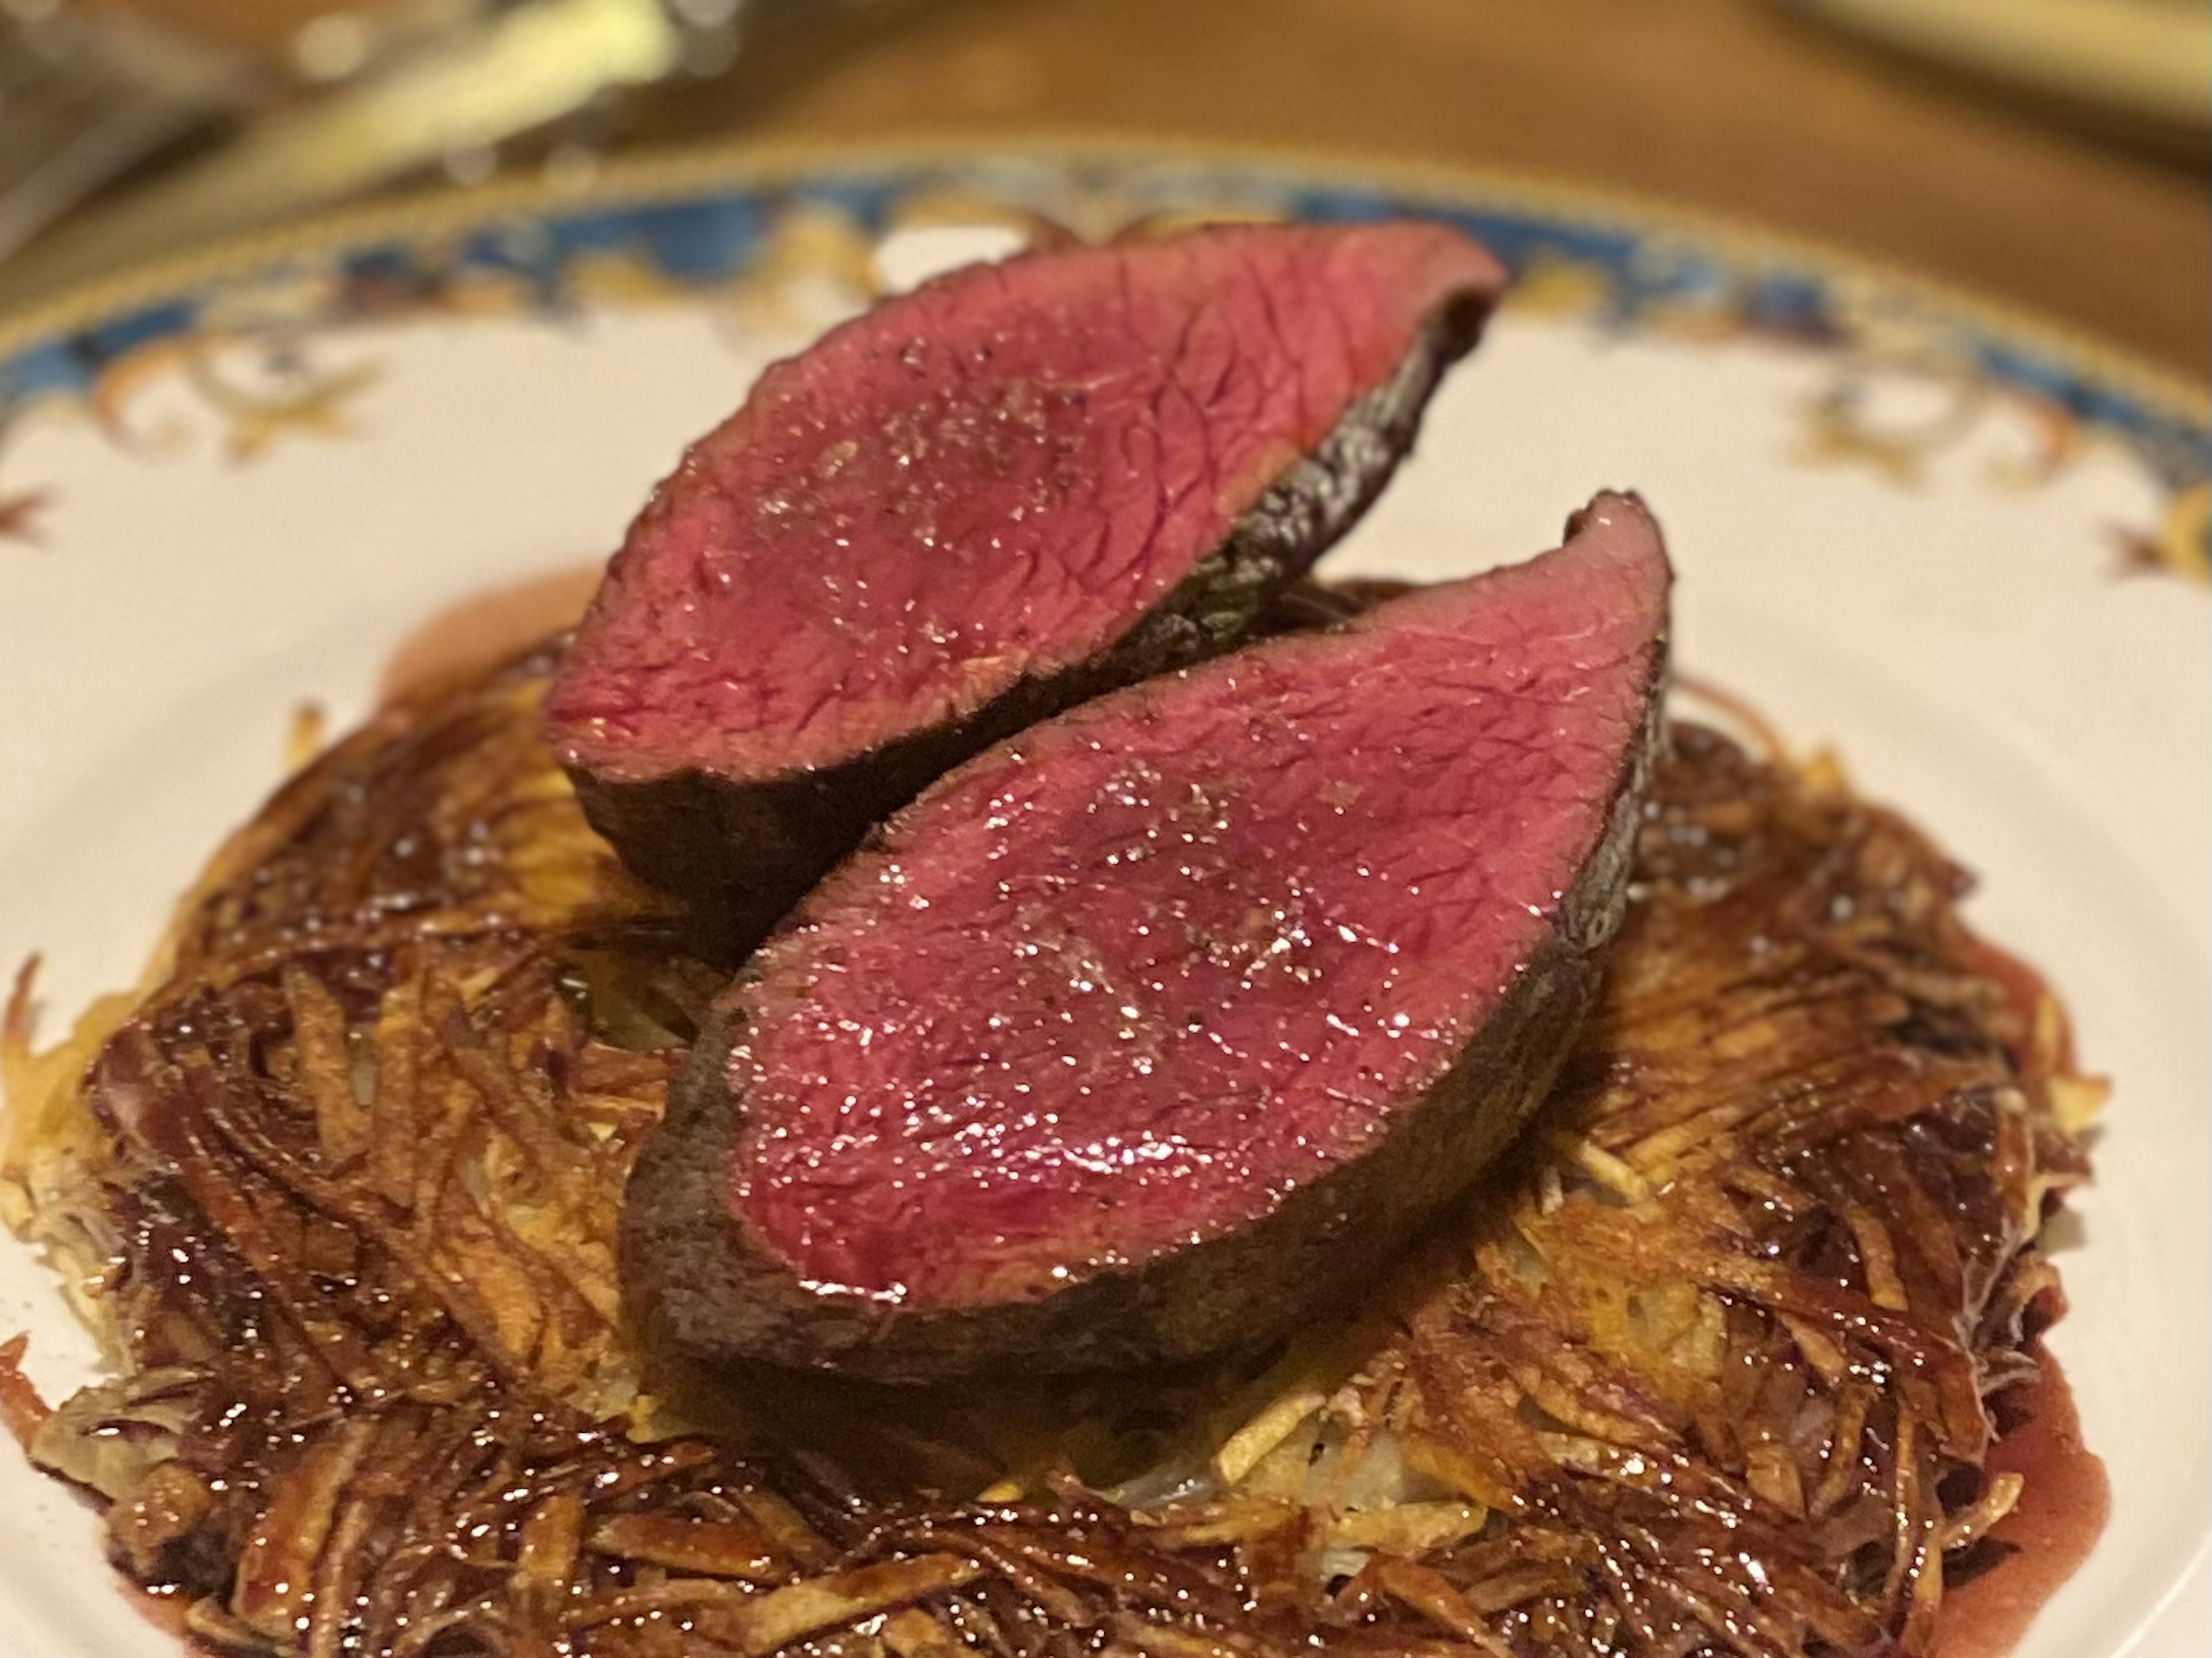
0, 0, 257, 268
0, 0, 778, 310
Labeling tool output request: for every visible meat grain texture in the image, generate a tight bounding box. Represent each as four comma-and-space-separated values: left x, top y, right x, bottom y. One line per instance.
547, 222, 1506, 957
623, 495, 1672, 1380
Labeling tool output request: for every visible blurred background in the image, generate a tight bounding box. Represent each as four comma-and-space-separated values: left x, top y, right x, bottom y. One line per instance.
2, 0, 2206, 371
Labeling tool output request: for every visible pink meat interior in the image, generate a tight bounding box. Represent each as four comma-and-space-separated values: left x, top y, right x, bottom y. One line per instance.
548, 223, 1502, 781
725, 498, 1669, 1306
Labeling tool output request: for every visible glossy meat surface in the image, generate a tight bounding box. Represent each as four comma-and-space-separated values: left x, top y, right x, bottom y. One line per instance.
548, 222, 1503, 782
721, 495, 1669, 1310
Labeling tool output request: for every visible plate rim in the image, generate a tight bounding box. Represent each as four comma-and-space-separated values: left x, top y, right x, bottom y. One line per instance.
0, 127, 2205, 1658
0, 130, 2206, 431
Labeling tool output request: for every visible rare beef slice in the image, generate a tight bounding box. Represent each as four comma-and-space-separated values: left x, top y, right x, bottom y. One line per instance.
622, 492, 1673, 1381
547, 222, 1508, 957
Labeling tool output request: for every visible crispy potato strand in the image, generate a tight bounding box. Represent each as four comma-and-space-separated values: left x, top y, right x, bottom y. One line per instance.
0, 642, 2094, 1658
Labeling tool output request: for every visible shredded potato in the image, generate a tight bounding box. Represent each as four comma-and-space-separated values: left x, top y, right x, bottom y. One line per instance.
0, 638, 2097, 1658
1210, 1389, 1328, 1487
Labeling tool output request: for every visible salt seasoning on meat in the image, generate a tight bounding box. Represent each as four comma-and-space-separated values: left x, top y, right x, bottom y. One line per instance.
623, 493, 1671, 1380
547, 221, 1506, 958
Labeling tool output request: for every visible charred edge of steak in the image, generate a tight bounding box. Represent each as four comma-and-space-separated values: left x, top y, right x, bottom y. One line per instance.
570, 298, 1492, 966
619, 627, 1666, 1384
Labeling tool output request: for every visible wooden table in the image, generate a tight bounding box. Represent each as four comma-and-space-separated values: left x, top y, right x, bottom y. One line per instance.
21, 0, 2206, 377
646, 0, 2209, 377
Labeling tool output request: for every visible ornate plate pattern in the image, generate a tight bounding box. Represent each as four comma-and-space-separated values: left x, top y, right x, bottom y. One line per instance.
0, 143, 2205, 1658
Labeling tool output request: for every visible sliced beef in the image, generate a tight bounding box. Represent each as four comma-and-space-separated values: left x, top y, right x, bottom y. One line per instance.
547, 222, 1507, 957
623, 492, 1673, 1381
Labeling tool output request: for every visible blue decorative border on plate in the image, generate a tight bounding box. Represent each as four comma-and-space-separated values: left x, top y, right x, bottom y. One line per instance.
2, 152, 2206, 575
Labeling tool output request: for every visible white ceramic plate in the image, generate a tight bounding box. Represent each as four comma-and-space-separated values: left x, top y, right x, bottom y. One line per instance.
1, 145, 2205, 1657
